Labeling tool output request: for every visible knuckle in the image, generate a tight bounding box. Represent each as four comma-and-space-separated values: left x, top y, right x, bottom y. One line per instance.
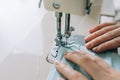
82, 54, 100, 63
77, 50, 87, 55
93, 31, 100, 37
114, 37, 120, 45
102, 22, 112, 26
106, 28, 120, 38
92, 57, 101, 63
108, 31, 114, 36
97, 42, 111, 52
103, 22, 115, 25
99, 43, 107, 48
81, 55, 92, 64
106, 31, 115, 38
65, 53, 73, 58
116, 22, 120, 27
102, 26, 111, 32
97, 46, 103, 51
71, 72, 83, 80
103, 22, 109, 25
114, 25, 120, 29
92, 37, 102, 45
59, 63, 67, 71
118, 27, 120, 31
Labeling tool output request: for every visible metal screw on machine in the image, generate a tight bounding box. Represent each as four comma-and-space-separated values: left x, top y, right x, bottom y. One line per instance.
53, 2, 60, 9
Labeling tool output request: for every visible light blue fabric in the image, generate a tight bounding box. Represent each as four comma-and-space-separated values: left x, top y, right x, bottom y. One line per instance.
47, 35, 120, 80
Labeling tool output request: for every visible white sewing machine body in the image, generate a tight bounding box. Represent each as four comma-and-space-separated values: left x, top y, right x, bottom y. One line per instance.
44, 0, 87, 15
43, 0, 103, 62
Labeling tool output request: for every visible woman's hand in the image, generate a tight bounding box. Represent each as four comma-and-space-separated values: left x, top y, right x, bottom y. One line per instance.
55, 50, 120, 80
85, 22, 120, 52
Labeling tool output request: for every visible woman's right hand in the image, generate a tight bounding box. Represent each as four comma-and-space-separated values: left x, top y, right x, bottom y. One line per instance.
55, 50, 120, 80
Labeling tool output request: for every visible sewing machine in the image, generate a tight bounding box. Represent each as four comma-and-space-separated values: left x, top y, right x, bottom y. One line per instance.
44, 0, 94, 63
41, 0, 120, 80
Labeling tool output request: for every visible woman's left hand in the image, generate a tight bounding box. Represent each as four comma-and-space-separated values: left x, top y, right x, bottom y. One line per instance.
85, 22, 120, 52
55, 50, 120, 80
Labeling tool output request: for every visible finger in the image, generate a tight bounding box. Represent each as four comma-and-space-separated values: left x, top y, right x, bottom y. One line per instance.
86, 28, 120, 49
65, 50, 95, 66
55, 60, 87, 80
65, 51, 114, 79
93, 36, 120, 52
91, 55, 113, 73
85, 25, 119, 42
66, 50, 112, 71
89, 22, 116, 33
65, 51, 106, 78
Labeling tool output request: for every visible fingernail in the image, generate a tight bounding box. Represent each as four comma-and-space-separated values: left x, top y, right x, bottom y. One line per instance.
57, 77, 64, 80
84, 36, 89, 41
93, 47, 98, 52
85, 43, 93, 49
88, 29, 91, 32
54, 60, 60, 65
65, 52, 73, 57
89, 29, 93, 33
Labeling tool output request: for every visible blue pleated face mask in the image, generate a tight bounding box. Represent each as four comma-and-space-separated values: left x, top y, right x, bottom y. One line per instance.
47, 35, 120, 80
